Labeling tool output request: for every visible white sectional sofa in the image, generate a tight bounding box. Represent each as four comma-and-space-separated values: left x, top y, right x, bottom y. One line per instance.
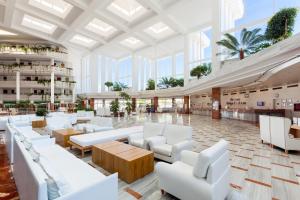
76, 117, 114, 133
156, 140, 230, 200
8, 114, 44, 127
76, 110, 94, 121
69, 126, 143, 157
0, 116, 8, 130
47, 112, 77, 125
96, 107, 111, 117
46, 116, 73, 135
128, 122, 165, 149
148, 124, 193, 163
13, 134, 118, 200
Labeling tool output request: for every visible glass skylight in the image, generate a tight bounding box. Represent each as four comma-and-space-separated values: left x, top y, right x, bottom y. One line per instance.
107, 0, 148, 22
21, 14, 57, 34
85, 18, 117, 37
144, 22, 175, 40
29, 0, 73, 19
69, 34, 97, 47
0, 29, 17, 36
120, 37, 145, 49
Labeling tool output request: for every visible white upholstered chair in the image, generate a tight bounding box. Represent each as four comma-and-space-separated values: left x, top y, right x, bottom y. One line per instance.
148, 124, 193, 163
270, 116, 300, 153
128, 122, 165, 149
155, 139, 230, 200
259, 115, 271, 144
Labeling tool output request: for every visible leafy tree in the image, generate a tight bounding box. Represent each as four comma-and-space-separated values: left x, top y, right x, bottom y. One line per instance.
265, 8, 298, 43
112, 82, 128, 91
104, 81, 113, 90
176, 78, 184, 87
190, 63, 212, 79
216, 28, 266, 59
146, 79, 155, 90
158, 77, 171, 89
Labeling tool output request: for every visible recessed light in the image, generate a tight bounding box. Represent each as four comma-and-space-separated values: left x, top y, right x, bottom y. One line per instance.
0, 29, 17, 36
69, 34, 97, 47
29, 0, 73, 19
120, 37, 144, 49
144, 22, 175, 40
85, 18, 117, 37
22, 14, 57, 34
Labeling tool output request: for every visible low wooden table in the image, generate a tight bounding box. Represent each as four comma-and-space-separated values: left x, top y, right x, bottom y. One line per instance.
53, 129, 83, 147
32, 119, 46, 128
76, 119, 91, 124
291, 124, 300, 138
92, 141, 154, 183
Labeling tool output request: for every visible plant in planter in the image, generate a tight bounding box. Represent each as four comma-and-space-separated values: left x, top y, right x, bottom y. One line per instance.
36, 108, 48, 117
190, 63, 212, 79
110, 100, 119, 117
265, 8, 298, 44
146, 79, 155, 90
119, 92, 132, 116
216, 28, 266, 59
104, 81, 113, 91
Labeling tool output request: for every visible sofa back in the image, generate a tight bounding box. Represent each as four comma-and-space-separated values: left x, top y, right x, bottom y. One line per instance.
46, 116, 72, 131
259, 115, 271, 143
143, 122, 165, 138
270, 116, 291, 149
163, 124, 192, 145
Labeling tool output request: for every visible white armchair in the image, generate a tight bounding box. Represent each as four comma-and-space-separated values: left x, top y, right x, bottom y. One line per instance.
128, 122, 165, 149
156, 139, 230, 200
148, 124, 193, 163
259, 115, 271, 144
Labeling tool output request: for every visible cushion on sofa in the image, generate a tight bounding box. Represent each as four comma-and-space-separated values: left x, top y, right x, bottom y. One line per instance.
143, 122, 165, 138
131, 139, 144, 148
193, 139, 228, 178
153, 144, 172, 156
163, 124, 192, 145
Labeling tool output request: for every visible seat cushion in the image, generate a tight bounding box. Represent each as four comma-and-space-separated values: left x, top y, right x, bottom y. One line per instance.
153, 144, 172, 156
143, 122, 165, 138
193, 139, 228, 178
131, 139, 144, 148
164, 124, 192, 145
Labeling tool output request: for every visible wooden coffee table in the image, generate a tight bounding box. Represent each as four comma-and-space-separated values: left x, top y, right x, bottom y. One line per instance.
52, 128, 83, 147
92, 141, 154, 183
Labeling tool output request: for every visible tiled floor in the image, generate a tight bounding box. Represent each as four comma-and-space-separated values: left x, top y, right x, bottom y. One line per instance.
2, 113, 300, 200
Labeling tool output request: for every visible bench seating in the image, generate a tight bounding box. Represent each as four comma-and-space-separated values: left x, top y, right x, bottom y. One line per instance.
69, 126, 143, 157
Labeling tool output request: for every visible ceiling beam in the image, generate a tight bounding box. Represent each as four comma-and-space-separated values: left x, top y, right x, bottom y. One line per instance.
4, 0, 16, 27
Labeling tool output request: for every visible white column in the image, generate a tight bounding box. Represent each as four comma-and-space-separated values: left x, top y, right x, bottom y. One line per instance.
16, 70, 20, 102
184, 35, 191, 87
132, 54, 139, 91
90, 53, 99, 93
140, 58, 145, 90
211, 0, 222, 75
50, 59, 55, 104
101, 56, 106, 92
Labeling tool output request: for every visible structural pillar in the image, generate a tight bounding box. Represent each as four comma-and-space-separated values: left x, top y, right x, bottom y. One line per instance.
212, 87, 221, 119
153, 97, 158, 112
132, 98, 136, 112
183, 96, 190, 114
16, 70, 20, 102
89, 98, 94, 110
184, 35, 191, 87
50, 59, 55, 110
211, 0, 222, 75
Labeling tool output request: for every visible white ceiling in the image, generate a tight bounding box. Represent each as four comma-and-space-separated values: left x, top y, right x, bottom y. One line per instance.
0, 0, 213, 58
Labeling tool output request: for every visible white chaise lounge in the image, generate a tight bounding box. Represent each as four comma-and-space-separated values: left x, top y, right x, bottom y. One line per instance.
76, 117, 114, 133
13, 136, 118, 200
69, 126, 143, 157
156, 139, 230, 200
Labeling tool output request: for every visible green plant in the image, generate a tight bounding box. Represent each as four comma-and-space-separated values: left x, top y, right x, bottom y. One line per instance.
190, 63, 212, 79
112, 82, 128, 91
216, 28, 266, 59
104, 81, 113, 90
146, 79, 155, 90
119, 92, 132, 115
125, 101, 132, 115
119, 92, 131, 101
36, 108, 48, 117
37, 79, 51, 86
110, 100, 119, 115
158, 77, 172, 89
265, 8, 298, 43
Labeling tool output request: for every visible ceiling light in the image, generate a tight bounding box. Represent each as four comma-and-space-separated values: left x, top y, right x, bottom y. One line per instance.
148, 22, 170, 34
144, 22, 175, 40
22, 14, 57, 34
85, 18, 117, 37
29, 0, 73, 18
125, 37, 140, 44
0, 29, 17, 36
120, 37, 144, 49
107, 0, 147, 22
69, 34, 97, 47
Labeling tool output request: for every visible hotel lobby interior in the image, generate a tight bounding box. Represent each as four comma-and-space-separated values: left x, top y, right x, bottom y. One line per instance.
1, 0, 300, 199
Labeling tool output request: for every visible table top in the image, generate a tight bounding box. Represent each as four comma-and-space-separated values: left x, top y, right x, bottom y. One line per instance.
53, 128, 83, 135
291, 124, 300, 130
93, 141, 152, 161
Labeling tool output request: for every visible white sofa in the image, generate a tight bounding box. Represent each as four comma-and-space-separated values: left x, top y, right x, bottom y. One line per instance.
148, 124, 193, 163
8, 114, 44, 127
128, 122, 165, 149
13, 135, 118, 200
0, 116, 8, 130
76, 110, 94, 121
259, 115, 271, 144
156, 140, 230, 200
76, 117, 113, 133
47, 112, 77, 125
46, 116, 73, 135
69, 126, 143, 157
96, 107, 111, 117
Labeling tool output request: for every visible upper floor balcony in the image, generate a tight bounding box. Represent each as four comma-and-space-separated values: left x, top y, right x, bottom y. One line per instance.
0, 65, 73, 76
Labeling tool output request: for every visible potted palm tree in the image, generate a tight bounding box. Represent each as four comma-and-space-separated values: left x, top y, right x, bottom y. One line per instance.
104, 81, 113, 91
190, 63, 212, 79
216, 28, 266, 60
110, 100, 119, 117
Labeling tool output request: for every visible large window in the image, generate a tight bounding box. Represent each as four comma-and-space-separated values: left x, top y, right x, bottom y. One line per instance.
94, 99, 103, 110
158, 98, 173, 109
157, 56, 172, 79
81, 56, 91, 93
175, 53, 184, 78
118, 56, 132, 87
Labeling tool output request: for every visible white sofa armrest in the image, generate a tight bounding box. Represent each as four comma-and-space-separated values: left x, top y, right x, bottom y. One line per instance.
148, 136, 167, 151
128, 132, 143, 144
171, 140, 193, 162
180, 150, 199, 167
57, 173, 118, 200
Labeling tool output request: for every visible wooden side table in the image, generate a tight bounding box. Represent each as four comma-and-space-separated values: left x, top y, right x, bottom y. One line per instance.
290, 124, 300, 138
32, 119, 46, 128
53, 129, 83, 147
